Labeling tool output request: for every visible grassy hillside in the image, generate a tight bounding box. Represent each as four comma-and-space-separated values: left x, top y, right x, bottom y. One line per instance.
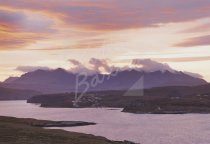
0, 116, 136, 144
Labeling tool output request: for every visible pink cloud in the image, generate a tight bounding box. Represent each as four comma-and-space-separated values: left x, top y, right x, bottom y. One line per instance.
1, 0, 210, 31
174, 35, 210, 47
132, 59, 175, 72
0, 9, 55, 50
156, 56, 210, 62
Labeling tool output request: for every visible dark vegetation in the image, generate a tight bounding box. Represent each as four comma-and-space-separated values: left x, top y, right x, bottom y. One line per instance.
0, 116, 95, 127
27, 84, 210, 114
0, 116, 137, 144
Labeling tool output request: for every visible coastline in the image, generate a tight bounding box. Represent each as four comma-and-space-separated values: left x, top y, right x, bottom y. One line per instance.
0, 116, 137, 144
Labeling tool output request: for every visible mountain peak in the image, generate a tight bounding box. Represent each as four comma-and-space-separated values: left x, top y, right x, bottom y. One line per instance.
54, 68, 66, 72
3, 77, 19, 83
1, 69, 207, 93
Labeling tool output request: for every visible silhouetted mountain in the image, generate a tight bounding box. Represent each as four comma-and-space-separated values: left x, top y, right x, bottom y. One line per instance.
3, 77, 19, 83
0, 87, 41, 100
1, 68, 207, 93
9, 68, 75, 85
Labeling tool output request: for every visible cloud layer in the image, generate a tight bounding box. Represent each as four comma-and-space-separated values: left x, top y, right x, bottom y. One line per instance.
132, 59, 175, 72
175, 35, 210, 47
1, 0, 210, 31
156, 56, 210, 62
0, 9, 54, 50
68, 58, 203, 78
1, 0, 210, 51
15, 58, 204, 79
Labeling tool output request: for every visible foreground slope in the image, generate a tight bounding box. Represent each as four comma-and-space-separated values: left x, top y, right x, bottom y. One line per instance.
0, 116, 135, 144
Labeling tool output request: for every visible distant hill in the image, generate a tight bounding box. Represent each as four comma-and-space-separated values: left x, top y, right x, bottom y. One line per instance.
1, 68, 207, 93
27, 84, 210, 114
0, 87, 41, 100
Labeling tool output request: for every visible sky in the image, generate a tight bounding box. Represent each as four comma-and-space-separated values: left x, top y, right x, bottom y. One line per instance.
0, 0, 210, 82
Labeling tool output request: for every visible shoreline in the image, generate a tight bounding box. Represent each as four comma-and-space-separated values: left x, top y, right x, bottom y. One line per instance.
0, 116, 137, 144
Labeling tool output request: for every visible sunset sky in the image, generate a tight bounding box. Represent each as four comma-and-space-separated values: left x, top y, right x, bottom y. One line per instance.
0, 0, 210, 81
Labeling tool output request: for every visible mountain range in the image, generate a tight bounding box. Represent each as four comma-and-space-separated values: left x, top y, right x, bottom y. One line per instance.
1, 68, 207, 94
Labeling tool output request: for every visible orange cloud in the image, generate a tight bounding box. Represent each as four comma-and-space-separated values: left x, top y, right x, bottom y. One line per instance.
0, 9, 55, 50
1, 0, 210, 50
181, 23, 210, 33
71, 38, 110, 49
1, 0, 210, 31
0, 32, 44, 50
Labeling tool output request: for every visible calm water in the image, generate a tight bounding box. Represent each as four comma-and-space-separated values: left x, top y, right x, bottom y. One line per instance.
0, 101, 210, 144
